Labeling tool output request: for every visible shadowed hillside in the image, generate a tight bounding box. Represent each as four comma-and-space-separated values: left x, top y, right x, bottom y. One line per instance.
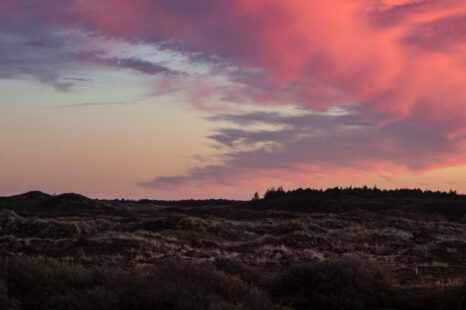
0, 188, 465, 309
0, 191, 118, 218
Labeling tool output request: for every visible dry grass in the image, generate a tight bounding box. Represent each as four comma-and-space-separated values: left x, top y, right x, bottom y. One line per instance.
1, 189, 466, 309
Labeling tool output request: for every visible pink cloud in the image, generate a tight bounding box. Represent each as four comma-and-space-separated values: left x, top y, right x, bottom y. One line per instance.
70, 1, 466, 121
2, 0, 466, 192
3, 0, 465, 123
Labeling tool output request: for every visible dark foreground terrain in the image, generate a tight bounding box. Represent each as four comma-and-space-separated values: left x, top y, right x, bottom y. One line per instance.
0, 187, 465, 309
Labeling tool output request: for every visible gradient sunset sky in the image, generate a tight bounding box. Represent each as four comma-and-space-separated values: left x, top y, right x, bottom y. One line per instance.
1, 0, 466, 199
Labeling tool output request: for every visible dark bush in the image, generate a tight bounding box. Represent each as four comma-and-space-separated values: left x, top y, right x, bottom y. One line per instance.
214, 258, 269, 287
397, 281, 466, 310
432, 280, 466, 310
456, 281, 466, 308
0, 256, 278, 310
273, 258, 394, 310
423, 201, 466, 221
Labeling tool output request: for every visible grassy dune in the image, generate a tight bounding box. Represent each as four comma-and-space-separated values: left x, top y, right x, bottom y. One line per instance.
0, 188, 465, 309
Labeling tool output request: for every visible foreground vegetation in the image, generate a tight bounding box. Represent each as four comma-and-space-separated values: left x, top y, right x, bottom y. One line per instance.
0, 188, 465, 309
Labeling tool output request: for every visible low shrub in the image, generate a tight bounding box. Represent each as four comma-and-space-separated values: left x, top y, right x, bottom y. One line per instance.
272, 258, 394, 310
0, 256, 278, 310
214, 258, 269, 287
0, 280, 20, 310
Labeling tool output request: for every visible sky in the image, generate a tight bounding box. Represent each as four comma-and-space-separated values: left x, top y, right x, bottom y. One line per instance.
1, 0, 466, 199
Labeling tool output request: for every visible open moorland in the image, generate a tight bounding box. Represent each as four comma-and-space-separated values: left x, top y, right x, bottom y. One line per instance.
0, 187, 465, 309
